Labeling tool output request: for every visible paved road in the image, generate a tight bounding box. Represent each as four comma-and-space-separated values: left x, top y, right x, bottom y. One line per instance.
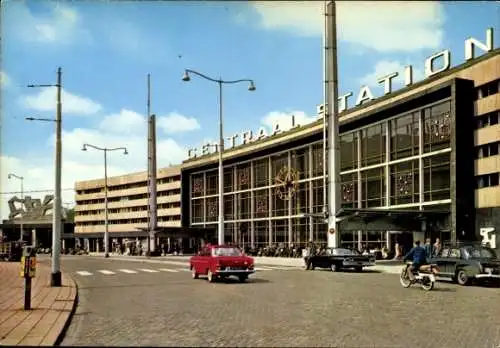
60, 256, 500, 347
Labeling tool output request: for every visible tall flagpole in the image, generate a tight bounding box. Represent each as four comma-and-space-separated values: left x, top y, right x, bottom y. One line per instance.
326, 1, 341, 248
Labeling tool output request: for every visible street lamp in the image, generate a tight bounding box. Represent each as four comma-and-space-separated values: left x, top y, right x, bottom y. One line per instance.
26, 67, 63, 287
82, 143, 128, 258
8, 173, 24, 241
182, 69, 255, 245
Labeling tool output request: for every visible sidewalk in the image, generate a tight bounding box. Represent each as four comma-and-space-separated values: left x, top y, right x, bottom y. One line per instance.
0, 261, 78, 346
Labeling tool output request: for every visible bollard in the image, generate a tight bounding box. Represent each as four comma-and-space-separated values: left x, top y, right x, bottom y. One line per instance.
20, 246, 37, 310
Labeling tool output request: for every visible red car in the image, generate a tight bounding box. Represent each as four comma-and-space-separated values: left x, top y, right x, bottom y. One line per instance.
190, 244, 255, 283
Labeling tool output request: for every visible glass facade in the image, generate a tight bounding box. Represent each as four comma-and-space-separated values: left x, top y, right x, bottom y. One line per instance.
189, 99, 453, 249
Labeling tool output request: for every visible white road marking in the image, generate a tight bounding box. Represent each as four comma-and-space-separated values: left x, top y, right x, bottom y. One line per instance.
260, 266, 290, 270
159, 268, 179, 273
178, 269, 191, 272
118, 269, 138, 274
138, 268, 159, 273
98, 270, 116, 275
255, 267, 270, 271
76, 271, 93, 276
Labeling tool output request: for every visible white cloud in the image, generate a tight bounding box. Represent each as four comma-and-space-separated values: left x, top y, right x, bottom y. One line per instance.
0, 71, 10, 87
3, 2, 91, 45
248, 1, 445, 52
1, 109, 190, 221
261, 111, 317, 131
157, 112, 201, 134
20, 87, 102, 115
359, 60, 425, 91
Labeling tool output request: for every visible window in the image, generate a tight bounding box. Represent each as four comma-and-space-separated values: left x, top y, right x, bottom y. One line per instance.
237, 192, 251, 219
476, 79, 500, 100
361, 124, 386, 166
423, 101, 451, 153
191, 174, 204, 198
311, 143, 325, 177
212, 247, 242, 257
312, 179, 325, 213
423, 153, 451, 201
224, 194, 234, 220
236, 164, 250, 191
291, 218, 308, 247
224, 167, 233, 193
272, 187, 288, 217
254, 189, 269, 218
341, 173, 358, 208
340, 132, 358, 171
475, 142, 500, 159
205, 171, 218, 195
361, 168, 385, 208
272, 219, 288, 244
224, 223, 234, 244
313, 221, 327, 244
390, 112, 420, 160
271, 154, 288, 180
205, 197, 218, 222
253, 159, 269, 188
254, 221, 268, 246
476, 173, 500, 188
475, 111, 499, 129
291, 147, 309, 180
191, 199, 203, 223
390, 160, 419, 205
292, 182, 309, 215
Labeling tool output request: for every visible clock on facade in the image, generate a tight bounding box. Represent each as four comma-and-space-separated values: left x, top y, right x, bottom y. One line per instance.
274, 166, 299, 200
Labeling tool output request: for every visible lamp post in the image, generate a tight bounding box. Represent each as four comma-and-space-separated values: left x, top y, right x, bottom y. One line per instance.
8, 173, 24, 241
82, 144, 128, 258
26, 67, 63, 287
182, 69, 255, 245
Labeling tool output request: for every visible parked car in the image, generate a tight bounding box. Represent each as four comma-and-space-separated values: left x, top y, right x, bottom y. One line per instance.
190, 244, 255, 283
431, 244, 500, 286
304, 247, 376, 272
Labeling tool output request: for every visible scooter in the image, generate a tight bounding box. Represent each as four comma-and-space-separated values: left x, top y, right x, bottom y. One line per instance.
400, 263, 439, 291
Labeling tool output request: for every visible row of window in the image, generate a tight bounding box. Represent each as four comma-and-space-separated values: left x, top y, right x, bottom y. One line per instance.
476, 173, 500, 189
75, 202, 181, 216
340, 101, 451, 171
191, 155, 451, 223
76, 176, 181, 195
475, 141, 500, 159
75, 215, 181, 226
76, 189, 181, 205
476, 110, 499, 129
476, 79, 500, 101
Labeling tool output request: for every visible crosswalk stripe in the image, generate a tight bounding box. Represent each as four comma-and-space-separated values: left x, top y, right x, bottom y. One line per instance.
98, 270, 116, 275
260, 266, 289, 270
178, 269, 190, 272
76, 271, 93, 276
159, 268, 179, 273
118, 269, 138, 274
138, 268, 159, 273
255, 267, 270, 271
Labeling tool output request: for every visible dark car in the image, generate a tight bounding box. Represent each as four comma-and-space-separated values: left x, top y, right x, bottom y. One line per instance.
304, 247, 376, 272
431, 244, 500, 285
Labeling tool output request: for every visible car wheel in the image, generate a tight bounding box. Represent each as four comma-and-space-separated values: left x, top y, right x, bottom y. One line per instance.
456, 269, 469, 286
330, 263, 338, 272
191, 267, 199, 279
207, 270, 215, 283
238, 275, 248, 283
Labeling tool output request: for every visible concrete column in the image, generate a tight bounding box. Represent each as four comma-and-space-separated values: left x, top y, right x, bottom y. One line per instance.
62, 239, 66, 250
357, 230, 362, 251
250, 161, 255, 248
308, 145, 314, 241
357, 130, 363, 251
418, 110, 424, 207
268, 156, 273, 246
32, 228, 37, 246
287, 150, 293, 246
385, 231, 391, 250
96, 239, 100, 252
385, 121, 390, 207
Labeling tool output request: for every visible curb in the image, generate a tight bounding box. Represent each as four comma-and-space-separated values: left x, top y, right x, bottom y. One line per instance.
54, 273, 79, 346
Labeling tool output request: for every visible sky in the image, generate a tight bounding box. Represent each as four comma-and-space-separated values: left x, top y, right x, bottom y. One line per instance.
1, 0, 499, 220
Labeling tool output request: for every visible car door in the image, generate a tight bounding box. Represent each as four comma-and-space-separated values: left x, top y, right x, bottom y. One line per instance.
434, 248, 453, 277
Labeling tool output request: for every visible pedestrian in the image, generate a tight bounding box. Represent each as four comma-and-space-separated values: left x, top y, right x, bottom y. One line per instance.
424, 238, 432, 259
433, 238, 442, 257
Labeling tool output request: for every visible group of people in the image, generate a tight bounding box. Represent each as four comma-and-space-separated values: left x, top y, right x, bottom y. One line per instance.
404, 238, 442, 280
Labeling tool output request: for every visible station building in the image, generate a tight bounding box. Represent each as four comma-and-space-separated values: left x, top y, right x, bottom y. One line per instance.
181, 47, 500, 251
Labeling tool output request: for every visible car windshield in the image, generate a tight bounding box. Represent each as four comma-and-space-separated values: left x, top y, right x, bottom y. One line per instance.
465, 247, 497, 259
329, 248, 359, 256
211, 247, 243, 257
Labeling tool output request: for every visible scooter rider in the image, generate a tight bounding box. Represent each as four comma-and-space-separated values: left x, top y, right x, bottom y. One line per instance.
403, 240, 428, 281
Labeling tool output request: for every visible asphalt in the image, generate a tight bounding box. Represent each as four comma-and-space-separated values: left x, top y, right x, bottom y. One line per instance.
59, 255, 500, 347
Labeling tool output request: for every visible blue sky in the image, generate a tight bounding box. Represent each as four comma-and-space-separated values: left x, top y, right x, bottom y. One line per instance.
1, 0, 499, 219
